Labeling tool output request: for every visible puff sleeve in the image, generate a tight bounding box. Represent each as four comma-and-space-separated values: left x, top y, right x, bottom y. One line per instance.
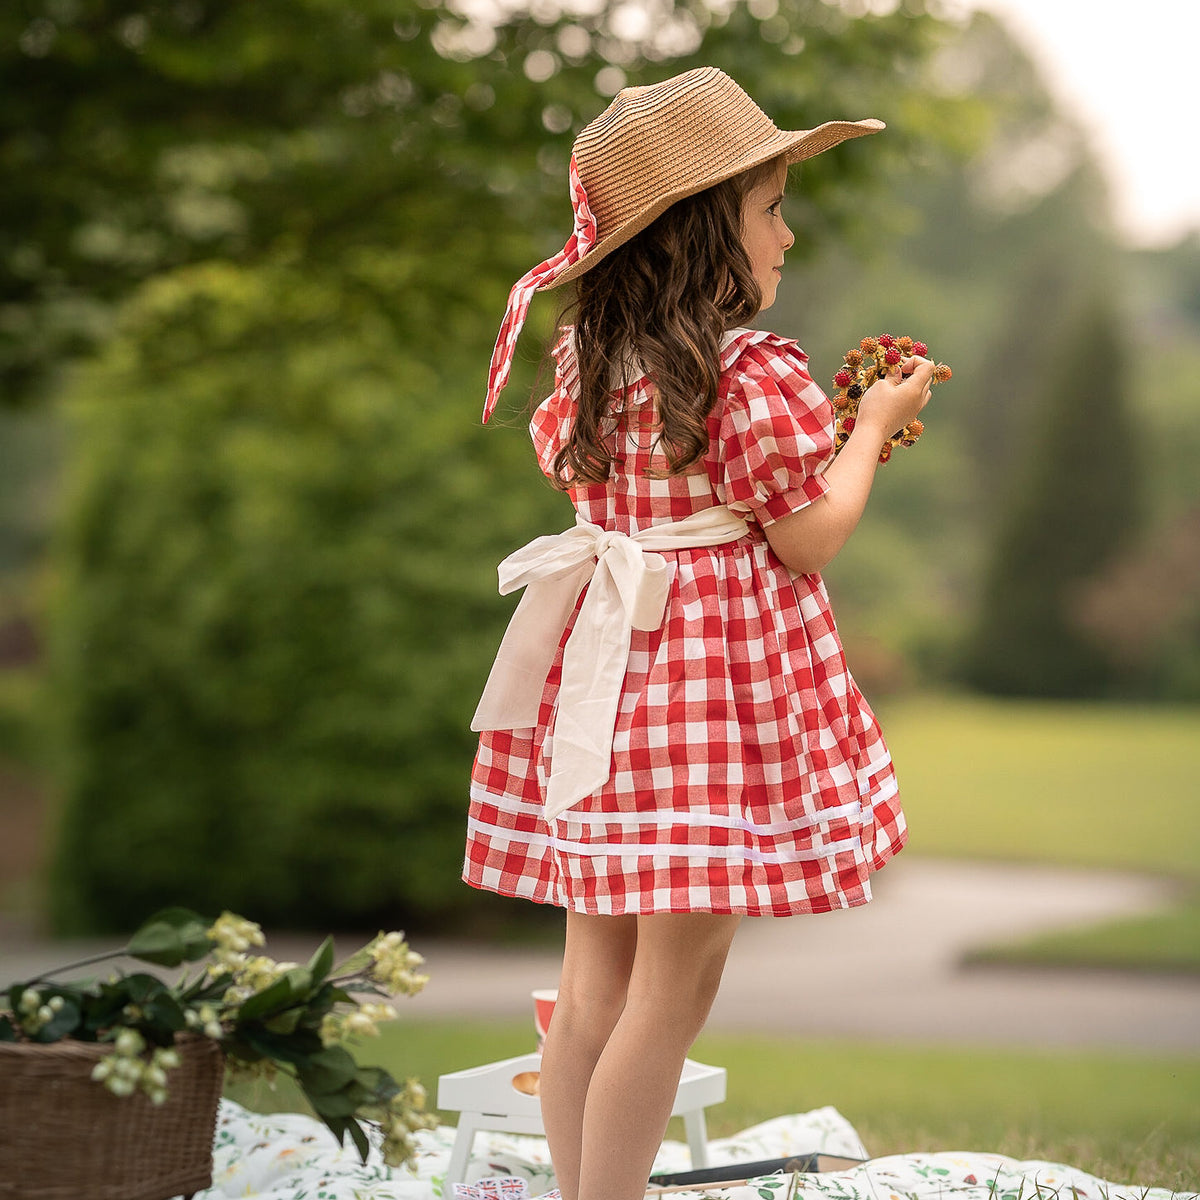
715, 338, 836, 525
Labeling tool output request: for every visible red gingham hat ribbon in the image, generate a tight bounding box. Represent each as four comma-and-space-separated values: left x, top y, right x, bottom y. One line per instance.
482, 155, 597, 423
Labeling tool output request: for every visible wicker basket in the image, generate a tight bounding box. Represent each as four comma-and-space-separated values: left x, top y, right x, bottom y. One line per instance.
0, 1034, 224, 1200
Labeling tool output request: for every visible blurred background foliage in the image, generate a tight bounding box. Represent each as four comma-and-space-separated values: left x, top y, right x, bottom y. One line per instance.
0, 0, 1196, 934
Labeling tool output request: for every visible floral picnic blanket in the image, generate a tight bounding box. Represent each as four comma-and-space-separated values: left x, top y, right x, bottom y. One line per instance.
194, 1099, 1195, 1200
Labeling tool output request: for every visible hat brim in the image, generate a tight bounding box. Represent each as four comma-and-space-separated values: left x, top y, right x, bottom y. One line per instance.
545, 118, 884, 291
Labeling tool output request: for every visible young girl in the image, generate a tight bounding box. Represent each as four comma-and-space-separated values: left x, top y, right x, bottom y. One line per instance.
465, 66, 933, 1200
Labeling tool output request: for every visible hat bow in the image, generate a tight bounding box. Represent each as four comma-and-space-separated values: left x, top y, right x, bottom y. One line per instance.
482, 155, 596, 423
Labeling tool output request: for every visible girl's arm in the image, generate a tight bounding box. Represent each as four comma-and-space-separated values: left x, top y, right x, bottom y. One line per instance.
763, 357, 934, 576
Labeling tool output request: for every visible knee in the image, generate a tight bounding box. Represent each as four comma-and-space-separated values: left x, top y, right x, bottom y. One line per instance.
627, 952, 727, 1043
555, 968, 629, 1017
549, 979, 628, 1048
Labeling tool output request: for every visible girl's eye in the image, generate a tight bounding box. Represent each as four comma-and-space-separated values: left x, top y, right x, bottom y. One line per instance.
768, 201, 783, 216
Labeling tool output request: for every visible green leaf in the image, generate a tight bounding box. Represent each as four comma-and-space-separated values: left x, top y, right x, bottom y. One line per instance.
180, 970, 233, 1003
331, 947, 372, 979
122, 974, 169, 1004
127, 908, 212, 968
0, 1015, 18, 1041
347, 1118, 371, 1163
145, 991, 189, 1037
263, 1009, 302, 1035
308, 1086, 366, 1120
301, 981, 350, 1023
355, 1065, 401, 1105
81, 981, 132, 1034
307, 937, 335, 987
323, 1115, 351, 1141
236, 967, 312, 1022
297, 1045, 358, 1095
32, 996, 83, 1043
234, 1026, 323, 1067
220, 1035, 265, 1064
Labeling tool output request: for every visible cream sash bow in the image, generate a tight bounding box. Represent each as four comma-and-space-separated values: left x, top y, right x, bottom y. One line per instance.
471, 506, 749, 819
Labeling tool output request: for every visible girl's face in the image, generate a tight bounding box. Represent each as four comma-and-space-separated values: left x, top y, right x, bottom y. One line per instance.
740, 163, 794, 312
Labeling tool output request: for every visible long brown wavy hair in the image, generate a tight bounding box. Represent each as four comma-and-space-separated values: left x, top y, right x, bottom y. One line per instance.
550, 156, 784, 489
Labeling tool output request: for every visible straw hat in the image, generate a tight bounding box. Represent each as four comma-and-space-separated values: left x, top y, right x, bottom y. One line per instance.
483, 65, 884, 420
552, 65, 884, 288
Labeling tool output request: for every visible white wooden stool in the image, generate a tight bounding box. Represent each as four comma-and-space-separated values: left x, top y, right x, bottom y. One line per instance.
437, 1053, 726, 1187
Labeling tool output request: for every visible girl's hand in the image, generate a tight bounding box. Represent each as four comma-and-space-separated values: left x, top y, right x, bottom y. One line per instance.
763, 356, 935, 576
855, 355, 934, 439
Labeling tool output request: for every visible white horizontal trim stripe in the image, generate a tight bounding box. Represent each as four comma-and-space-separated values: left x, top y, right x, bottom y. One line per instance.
465, 815, 862, 865
469, 782, 862, 835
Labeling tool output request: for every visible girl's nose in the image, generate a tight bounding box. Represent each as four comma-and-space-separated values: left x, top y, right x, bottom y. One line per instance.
781, 221, 795, 251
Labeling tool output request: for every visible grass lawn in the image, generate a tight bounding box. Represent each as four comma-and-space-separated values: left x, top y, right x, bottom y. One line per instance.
875, 694, 1200, 882
965, 897, 1200, 975
875, 694, 1200, 972
228, 1018, 1200, 1195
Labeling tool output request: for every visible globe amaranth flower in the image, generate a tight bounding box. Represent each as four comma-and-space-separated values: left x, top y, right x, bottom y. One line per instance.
831, 334, 951, 464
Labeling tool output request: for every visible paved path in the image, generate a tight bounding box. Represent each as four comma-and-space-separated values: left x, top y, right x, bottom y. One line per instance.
3, 859, 1196, 1053
408, 860, 1200, 1053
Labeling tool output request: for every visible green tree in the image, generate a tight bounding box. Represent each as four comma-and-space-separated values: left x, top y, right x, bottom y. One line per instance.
2, 0, 959, 408
961, 291, 1145, 696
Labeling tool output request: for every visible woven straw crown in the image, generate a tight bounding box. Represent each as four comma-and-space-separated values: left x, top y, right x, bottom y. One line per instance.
549, 66, 885, 288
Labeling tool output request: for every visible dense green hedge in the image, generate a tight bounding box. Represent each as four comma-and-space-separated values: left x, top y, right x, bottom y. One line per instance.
47, 262, 568, 934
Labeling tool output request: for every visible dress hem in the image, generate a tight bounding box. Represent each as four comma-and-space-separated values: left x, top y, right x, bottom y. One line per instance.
461, 824, 907, 918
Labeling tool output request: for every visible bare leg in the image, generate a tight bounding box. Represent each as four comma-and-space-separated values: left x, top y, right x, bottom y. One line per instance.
538, 910, 638, 1200
575, 912, 741, 1200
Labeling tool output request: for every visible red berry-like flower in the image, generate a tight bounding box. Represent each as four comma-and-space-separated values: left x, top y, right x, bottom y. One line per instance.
832, 332, 951, 464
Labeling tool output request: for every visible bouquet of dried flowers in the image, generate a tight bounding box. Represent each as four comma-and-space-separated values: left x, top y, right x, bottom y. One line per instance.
831, 334, 953, 463
0, 908, 435, 1166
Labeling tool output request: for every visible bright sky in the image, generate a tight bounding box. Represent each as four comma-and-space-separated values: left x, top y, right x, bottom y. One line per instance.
958, 0, 1200, 247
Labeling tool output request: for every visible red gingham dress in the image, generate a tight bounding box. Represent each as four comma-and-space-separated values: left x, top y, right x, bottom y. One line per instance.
464, 327, 906, 916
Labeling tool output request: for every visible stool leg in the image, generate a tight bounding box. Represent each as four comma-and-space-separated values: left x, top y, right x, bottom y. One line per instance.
682, 1108, 710, 1169
444, 1116, 480, 1186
